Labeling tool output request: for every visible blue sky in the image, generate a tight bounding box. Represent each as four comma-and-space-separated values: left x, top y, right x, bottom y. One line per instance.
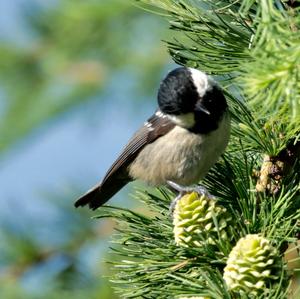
0, 1, 172, 293
0, 0, 165, 216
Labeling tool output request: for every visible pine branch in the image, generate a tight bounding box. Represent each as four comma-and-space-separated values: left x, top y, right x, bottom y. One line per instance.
89, 1, 300, 298
136, 0, 300, 155
136, 0, 254, 75
96, 181, 296, 297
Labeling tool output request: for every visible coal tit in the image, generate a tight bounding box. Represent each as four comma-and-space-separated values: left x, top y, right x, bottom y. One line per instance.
75, 67, 230, 210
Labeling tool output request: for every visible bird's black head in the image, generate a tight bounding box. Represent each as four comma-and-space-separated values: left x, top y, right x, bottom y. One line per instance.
157, 67, 198, 115
157, 67, 228, 134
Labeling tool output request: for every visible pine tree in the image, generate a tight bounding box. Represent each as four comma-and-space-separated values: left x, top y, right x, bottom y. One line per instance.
94, 1, 300, 298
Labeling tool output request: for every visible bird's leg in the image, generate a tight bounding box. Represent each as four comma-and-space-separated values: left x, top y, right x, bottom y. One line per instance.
167, 181, 210, 196
167, 180, 213, 215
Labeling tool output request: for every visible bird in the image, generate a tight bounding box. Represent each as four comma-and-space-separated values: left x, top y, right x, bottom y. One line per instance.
74, 67, 230, 210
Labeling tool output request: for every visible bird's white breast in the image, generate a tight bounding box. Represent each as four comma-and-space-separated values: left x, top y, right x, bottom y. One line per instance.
129, 112, 230, 186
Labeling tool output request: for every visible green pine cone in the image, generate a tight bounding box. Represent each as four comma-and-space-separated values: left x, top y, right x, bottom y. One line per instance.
223, 234, 281, 296
173, 191, 232, 247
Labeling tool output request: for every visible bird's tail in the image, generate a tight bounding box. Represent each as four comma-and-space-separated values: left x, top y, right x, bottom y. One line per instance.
74, 178, 130, 210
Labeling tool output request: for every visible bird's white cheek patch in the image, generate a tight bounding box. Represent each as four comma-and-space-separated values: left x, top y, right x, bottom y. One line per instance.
168, 113, 195, 128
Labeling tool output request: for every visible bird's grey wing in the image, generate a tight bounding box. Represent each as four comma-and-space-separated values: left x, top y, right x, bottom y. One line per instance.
74, 112, 175, 209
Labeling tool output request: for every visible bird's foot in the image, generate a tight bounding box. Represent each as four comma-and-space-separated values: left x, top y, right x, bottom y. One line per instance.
169, 193, 182, 215
166, 180, 210, 197
167, 181, 213, 215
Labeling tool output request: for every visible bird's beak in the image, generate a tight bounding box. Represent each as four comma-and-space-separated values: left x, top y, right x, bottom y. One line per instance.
196, 103, 210, 115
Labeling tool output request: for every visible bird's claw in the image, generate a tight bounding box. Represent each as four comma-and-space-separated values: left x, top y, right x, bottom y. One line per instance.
167, 180, 214, 216
166, 180, 212, 197
169, 193, 182, 215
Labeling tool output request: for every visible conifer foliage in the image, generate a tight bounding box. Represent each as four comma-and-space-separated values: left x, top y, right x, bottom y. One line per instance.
95, 1, 300, 298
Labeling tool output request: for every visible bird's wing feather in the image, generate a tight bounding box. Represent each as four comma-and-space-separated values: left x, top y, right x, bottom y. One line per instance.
102, 112, 175, 183
74, 112, 175, 209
